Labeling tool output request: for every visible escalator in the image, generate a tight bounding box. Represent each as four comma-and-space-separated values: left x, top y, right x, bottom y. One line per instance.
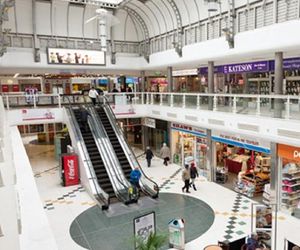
95, 103, 159, 199
96, 106, 132, 181
72, 108, 116, 200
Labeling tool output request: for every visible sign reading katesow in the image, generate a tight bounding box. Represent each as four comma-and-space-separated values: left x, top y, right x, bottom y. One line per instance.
47, 48, 106, 66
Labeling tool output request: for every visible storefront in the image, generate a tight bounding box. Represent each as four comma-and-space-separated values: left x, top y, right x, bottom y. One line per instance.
143, 119, 168, 155
0, 77, 43, 93
172, 69, 201, 92
212, 130, 271, 198
171, 123, 208, 177
277, 144, 300, 219
199, 57, 300, 97
44, 77, 71, 94
146, 77, 168, 92
71, 78, 93, 94
118, 118, 142, 149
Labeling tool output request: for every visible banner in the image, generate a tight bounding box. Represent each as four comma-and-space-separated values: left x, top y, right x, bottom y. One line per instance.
47, 48, 106, 66
171, 123, 206, 138
21, 109, 55, 121
62, 154, 79, 186
212, 130, 270, 154
134, 212, 156, 248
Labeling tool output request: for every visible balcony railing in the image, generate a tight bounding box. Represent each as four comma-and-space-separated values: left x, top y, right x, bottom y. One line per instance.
2, 92, 300, 121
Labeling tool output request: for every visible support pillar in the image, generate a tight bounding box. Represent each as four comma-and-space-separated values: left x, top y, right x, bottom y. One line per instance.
243, 73, 249, 108
140, 70, 146, 92
270, 142, 279, 205
274, 52, 283, 118
142, 125, 149, 151
206, 129, 214, 182
167, 66, 173, 92
208, 61, 214, 110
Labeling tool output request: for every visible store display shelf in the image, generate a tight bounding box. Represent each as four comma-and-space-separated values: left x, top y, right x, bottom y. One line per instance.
282, 195, 300, 201
282, 182, 300, 187
283, 170, 300, 175
282, 190, 300, 195
282, 175, 300, 181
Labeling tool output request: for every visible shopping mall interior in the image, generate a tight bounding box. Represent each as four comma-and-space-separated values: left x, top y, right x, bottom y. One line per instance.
1, 0, 300, 250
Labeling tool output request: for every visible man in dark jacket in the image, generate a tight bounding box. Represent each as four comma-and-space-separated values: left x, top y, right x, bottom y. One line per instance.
190, 162, 199, 191
145, 146, 154, 168
80, 106, 90, 132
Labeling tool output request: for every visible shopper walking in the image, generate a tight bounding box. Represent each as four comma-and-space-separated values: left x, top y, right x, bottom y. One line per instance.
189, 162, 199, 191
145, 146, 154, 168
160, 143, 170, 166
88, 86, 99, 105
182, 164, 191, 193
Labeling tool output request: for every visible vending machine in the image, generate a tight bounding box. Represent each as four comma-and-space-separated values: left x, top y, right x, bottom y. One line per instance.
61, 153, 79, 186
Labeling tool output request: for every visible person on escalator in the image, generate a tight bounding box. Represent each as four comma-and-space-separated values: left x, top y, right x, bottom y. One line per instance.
79, 106, 91, 132
88, 86, 99, 105
130, 166, 141, 190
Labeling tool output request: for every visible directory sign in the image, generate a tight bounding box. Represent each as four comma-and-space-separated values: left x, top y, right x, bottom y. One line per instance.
47, 48, 106, 66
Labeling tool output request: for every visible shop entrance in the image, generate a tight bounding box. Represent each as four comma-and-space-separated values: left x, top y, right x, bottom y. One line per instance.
172, 130, 208, 178
215, 142, 271, 201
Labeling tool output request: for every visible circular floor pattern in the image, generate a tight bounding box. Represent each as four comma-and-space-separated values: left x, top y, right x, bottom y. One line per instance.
70, 193, 215, 250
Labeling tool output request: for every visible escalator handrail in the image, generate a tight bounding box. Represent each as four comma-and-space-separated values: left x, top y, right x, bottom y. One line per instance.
63, 96, 110, 207
87, 105, 131, 203
98, 95, 159, 197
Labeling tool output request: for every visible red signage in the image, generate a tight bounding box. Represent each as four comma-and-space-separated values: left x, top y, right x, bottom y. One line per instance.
12, 85, 20, 92
1, 85, 9, 92
62, 154, 79, 186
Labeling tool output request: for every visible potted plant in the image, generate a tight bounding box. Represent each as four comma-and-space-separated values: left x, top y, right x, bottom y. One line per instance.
136, 232, 168, 250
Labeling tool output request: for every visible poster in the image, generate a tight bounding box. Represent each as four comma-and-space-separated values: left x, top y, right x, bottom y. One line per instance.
47, 48, 106, 66
133, 212, 156, 248
254, 205, 273, 249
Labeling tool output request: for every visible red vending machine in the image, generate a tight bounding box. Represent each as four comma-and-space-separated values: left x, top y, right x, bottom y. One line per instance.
61, 153, 79, 186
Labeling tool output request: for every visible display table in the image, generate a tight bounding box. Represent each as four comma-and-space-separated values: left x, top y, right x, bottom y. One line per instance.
226, 155, 250, 174
225, 159, 242, 174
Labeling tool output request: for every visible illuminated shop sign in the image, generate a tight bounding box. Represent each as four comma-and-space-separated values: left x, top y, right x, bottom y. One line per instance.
198, 57, 300, 74
171, 123, 206, 137
47, 48, 106, 66
173, 69, 198, 76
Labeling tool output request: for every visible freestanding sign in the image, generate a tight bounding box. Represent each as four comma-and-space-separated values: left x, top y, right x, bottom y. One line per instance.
61, 154, 79, 186
133, 212, 156, 249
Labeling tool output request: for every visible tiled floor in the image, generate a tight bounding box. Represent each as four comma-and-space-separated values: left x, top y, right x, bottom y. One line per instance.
22, 136, 300, 250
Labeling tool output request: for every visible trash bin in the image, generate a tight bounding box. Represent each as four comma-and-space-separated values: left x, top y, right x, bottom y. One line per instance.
168, 218, 185, 250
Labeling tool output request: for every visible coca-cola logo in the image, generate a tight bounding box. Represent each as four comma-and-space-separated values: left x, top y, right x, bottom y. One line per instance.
67, 159, 75, 180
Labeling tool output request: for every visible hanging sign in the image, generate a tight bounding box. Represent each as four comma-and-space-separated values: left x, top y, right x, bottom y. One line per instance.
142, 118, 156, 128
173, 69, 198, 76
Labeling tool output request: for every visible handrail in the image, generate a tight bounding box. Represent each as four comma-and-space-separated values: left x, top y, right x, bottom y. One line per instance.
63, 96, 110, 208
87, 104, 131, 203
99, 95, 159, 198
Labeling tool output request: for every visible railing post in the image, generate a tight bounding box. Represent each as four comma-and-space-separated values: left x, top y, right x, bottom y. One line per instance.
33, 95, 37, 108
150, 93, 154, 105
6, 95, 10, 110
160, 93, 163, 105
182, 94, 186, 108
134, 92, 137, 105
141, 93, 144, 105
232, 95, 237, 113
196, 94, 200, 110
146, 93, 150, 104
58, 95, 61, 108
170, 94, 174, 107
285, 97, 290, 119
213, 95, 217, 111
256, 97, 261, 116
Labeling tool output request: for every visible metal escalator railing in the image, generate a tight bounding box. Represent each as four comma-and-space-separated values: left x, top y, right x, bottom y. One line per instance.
87, 105, 132, 204
63, 96, 110, 209
98, 95, 159, 198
